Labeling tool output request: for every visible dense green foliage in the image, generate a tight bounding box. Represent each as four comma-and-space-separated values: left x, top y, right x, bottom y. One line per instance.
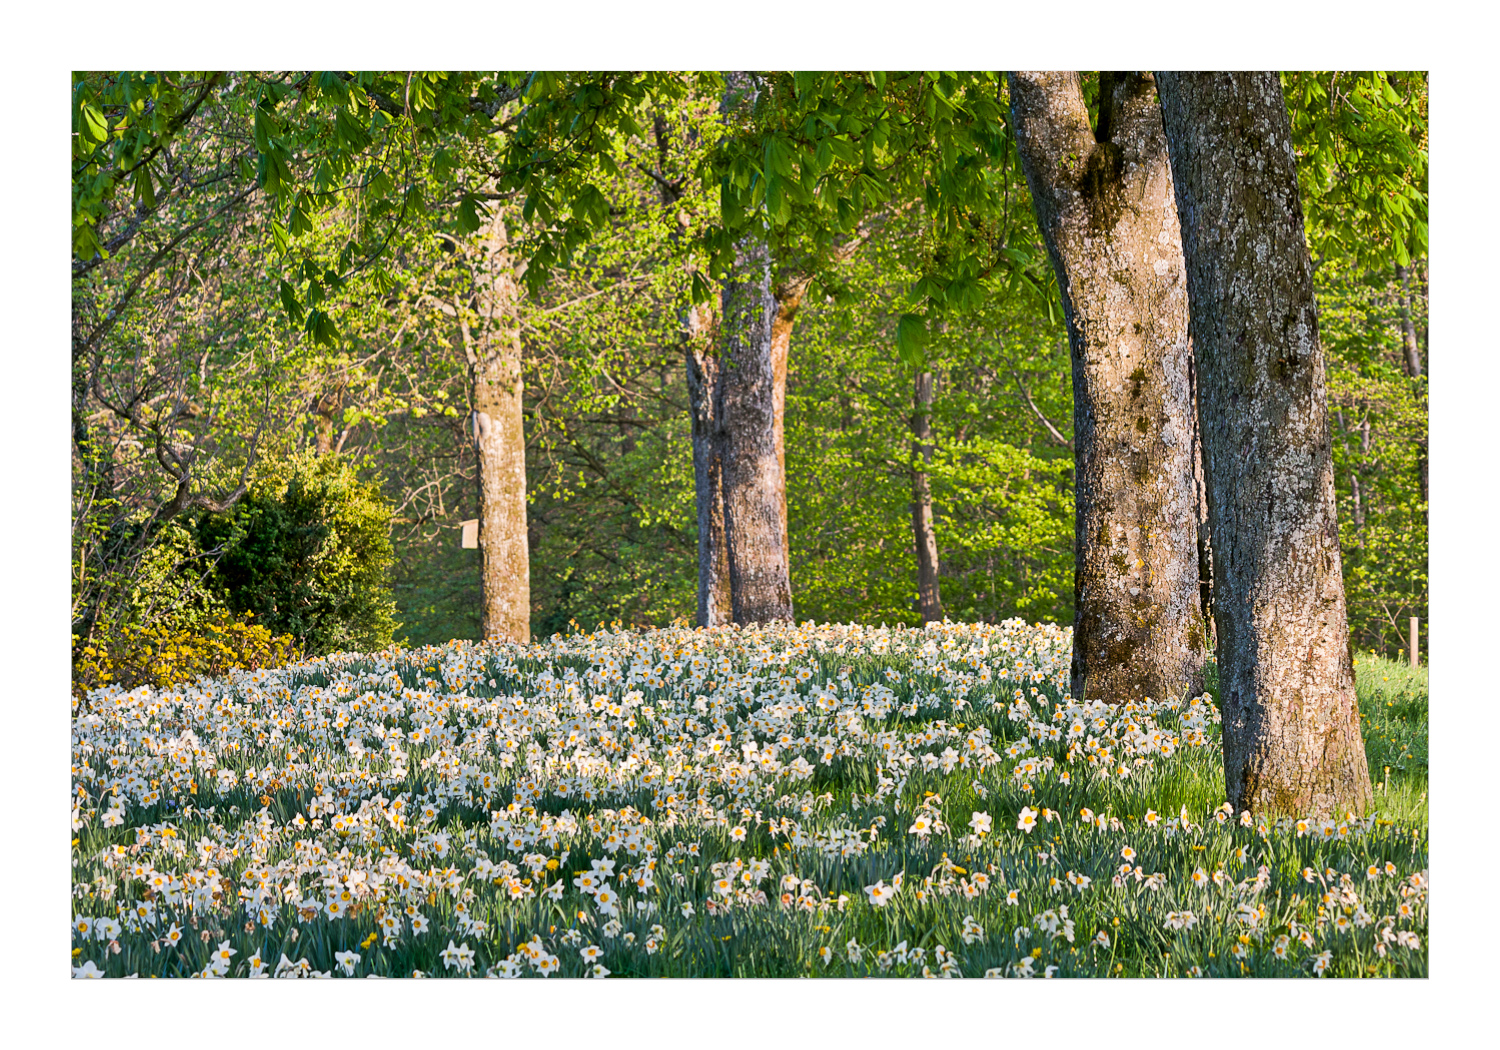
787, 229, 1073, 626
198, 452, 398, 655
1316, 257, 1428, 656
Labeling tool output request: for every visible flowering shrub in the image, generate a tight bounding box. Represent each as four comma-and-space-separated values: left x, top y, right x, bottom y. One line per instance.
71, 619, 1426, 978
72, 613, 298, 698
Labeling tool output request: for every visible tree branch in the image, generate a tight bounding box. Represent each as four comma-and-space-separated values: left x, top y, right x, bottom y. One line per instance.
1009, 369, 1073, 450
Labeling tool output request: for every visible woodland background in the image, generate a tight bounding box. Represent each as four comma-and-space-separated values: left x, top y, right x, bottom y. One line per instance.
69, 71, 1427, 690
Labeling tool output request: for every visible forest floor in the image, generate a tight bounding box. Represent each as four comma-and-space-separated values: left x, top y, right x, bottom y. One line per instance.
70, 622, 1427, 978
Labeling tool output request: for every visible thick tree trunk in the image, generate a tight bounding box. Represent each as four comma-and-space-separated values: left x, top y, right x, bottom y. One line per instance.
684, 71, 796, 626
466, 213, 530, 643
1010, 71, 1207, 704
1156, 71, 1372, 819
718, 234, 795, 624
911, 370, 943, 623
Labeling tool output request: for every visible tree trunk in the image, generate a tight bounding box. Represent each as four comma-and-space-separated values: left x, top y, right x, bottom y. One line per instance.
1394, 262, 1424, 379
651, 108, 735, 628
1395, 262, 1430, 504
1156, 71, 1372, 819
771, 274, 811, 581
1010, 71, 1206, 704
687, 336, 733, 626
312, 387, 342, 455
465, 212, 530, 643
911, 370, 943, 623
1189, 352, 1216, 646
718, 233, 795, 624
688, 71, 795, 626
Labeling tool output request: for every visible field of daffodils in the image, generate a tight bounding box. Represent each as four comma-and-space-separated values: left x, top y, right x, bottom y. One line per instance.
70, 620, 1428, 977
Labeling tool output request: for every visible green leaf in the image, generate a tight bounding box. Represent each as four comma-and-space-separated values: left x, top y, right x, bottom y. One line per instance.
72, 222, 104, 262
80, 104, 109, 145
691, 271, 713, 305
278, 279, 306, 326
133, 166, 156, 211
895, 313, 928, 367
334, 107, 372, 151
457, 195, 484, 234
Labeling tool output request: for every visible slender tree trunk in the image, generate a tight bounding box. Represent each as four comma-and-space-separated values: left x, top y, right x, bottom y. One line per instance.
465, 212, 530, 643
911, 370, 943, 623
312, 387, 342, 455
1010, 71, 1206, 704
71, 316, 112, 648
1394, 262, 1424, 379
1188, 353, 1216, 646
1396, 262, 1430, 504
687, 337, 732, 626
650, 109, 735, 628
771, 274, 811, 579
1156, 71, 1372, 819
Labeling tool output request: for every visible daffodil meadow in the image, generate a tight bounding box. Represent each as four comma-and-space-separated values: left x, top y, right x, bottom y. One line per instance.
70, 620, 1428, 978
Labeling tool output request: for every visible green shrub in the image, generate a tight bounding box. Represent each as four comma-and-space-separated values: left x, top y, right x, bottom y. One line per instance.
197, 451, 399, 656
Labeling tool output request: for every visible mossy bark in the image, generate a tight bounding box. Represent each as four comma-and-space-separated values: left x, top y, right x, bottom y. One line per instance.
1156, 71, 1372, 819
1010, 71, 1207, 705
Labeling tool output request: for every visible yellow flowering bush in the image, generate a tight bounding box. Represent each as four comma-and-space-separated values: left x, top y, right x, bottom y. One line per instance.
72, 613, 298, 698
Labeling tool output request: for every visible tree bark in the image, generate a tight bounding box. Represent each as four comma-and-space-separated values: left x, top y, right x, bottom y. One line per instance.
687, 334, 733, 627
1156, 71, 1372, 819
771, 273, 811, 579
1394, 262, 1424, 379
1395, 262, 1429, 504
911, 370, 943, 623
686, 71, 796, 626
1010, 71, 1207, 704
718, 233, 795, 624
1188, 352, 1216, 646
650, 109, 735, 628
312, 387, 343, 455
464, 212, 530, 643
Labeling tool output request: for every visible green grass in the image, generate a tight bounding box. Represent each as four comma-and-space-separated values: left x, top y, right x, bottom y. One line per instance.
70, 623, 1428, 979
1354, 652, 1428, 830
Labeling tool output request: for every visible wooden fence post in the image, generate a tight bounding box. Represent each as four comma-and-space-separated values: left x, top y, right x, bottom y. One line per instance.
1409, 616, 1419, 668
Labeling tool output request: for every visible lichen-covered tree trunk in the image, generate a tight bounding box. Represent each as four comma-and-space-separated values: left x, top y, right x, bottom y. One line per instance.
1156, 71, 1372, 819
911, 370, 943, 623
1010, 71, 1206, 704
718, 234, 795, 624
467, 213, 530, 643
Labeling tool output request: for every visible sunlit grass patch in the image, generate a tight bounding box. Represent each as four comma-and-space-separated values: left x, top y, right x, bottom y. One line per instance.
1354, 652, 1428, 831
